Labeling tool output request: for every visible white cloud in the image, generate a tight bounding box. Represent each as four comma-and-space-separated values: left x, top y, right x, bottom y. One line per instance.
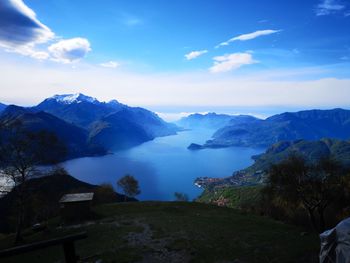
27, 50, 49, 60
316, 0, 345, 16
215, 29, 281, 48
345, 12, 350, 17
209, 52, 257, 73
48, 38, 91, 63
0, 0, 54, 47
4, 45, 49, 60
216, 29, 281, 48
0, 0, 54, 58
184, 50, 208, 60
100, 61, 120, 68
0, 59, 350, 111
0, 1, 93, 63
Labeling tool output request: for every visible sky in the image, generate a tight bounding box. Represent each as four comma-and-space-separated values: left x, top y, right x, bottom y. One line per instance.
0, 0, 350, 120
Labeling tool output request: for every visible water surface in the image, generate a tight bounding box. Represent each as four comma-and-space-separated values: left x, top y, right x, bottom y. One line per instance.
62, 129, 264, 200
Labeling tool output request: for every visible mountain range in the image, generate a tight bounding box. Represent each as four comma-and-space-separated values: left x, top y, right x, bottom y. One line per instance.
177, 112, 257, 129
0, 93, 179, 160
189, 108, 350, 149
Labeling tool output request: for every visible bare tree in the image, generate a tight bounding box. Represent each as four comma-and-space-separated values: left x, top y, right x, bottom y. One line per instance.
0, 125, 66, 244
117, 174, 140, 201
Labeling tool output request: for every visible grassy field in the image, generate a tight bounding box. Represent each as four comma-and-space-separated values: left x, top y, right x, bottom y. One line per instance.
197, 186, 263, 210
0, 201, 319, 263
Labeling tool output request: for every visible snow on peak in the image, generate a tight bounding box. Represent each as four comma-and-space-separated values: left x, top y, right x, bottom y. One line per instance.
51, 93, 99, 104
108, 99, 120, 105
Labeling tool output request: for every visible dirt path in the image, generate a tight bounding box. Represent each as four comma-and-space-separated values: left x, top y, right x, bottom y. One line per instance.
126, 220, 191, 263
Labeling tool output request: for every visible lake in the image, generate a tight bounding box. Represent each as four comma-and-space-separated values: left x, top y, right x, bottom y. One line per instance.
62, 129, 264, 201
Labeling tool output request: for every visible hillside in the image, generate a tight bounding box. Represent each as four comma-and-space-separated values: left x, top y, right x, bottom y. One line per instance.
0, 170, 136, 233
0, 106, 105, 159
195, 138, 350, 188
0, 202, 319, 263
200, 108, 350, 148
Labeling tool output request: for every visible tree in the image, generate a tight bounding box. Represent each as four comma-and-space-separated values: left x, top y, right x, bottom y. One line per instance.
0, 125, 66, 244
94, 183, 117, 204
174, 192, 189, 202
117, 174, 140, 201
264, 155, 345, 232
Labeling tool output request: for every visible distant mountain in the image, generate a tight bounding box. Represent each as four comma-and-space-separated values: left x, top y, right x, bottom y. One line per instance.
89, 107, 178, 150
117, 107, 178, 138
34, 93, 178, 150
0, 106, 105, 159
177, 112, 258, 129
0, 103, 6, 113
0, 93, 179, 154
202, 108, 350, 148
34, 93, 125, 128
195, 138, 350, 188
89, 111, 152, 150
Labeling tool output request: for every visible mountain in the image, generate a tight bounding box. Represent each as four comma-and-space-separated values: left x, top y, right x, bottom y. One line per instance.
177, 112, 258, 129
34, 93, 125, 128
115, 107, 178, 138
89, 107, 178, 150
0, 102, 6, 113
34, 93, 178, 150
195, 138, 350, 189
89, 112, 152, 150
202, 108, 350, 148
0, 105, 105, 159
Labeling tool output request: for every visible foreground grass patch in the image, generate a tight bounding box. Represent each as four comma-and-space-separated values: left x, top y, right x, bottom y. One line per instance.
0, 202, 319, 263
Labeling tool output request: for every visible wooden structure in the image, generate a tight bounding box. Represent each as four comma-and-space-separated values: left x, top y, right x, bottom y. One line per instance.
0, 232, 87, 263
59, 193, 94, 222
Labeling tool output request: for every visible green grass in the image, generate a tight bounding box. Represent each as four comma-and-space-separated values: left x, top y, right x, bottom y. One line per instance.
197, 185, 263, 210
0, 201, 319, 263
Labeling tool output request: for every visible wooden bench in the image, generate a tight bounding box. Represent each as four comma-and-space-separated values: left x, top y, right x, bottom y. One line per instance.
0, 232, 87, 263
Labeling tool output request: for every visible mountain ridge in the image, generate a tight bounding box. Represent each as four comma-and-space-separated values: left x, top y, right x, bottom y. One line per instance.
0, 93, 179, 158
177, 112, 259, 130
194, 108, 350, 149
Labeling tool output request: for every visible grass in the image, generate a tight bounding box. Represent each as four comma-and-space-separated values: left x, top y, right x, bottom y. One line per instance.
0, 201, 320, 263
197, 185, 263, 210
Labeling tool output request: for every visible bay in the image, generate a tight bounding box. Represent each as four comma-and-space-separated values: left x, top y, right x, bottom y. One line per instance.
62, 129, 264, 201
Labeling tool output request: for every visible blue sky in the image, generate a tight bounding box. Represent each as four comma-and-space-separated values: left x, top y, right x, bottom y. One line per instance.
0, 0, 350, 119
23, 0, 350, 71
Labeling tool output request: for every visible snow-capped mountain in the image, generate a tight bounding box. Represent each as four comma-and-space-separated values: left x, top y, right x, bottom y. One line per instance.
49, 93, 99, 104
34, 93, 120, 128
1, 93, 179, 158
33, 92, 178, 135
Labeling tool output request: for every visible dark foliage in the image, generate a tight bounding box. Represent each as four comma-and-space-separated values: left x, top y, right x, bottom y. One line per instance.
174, 192, 189, 201
263, 155, 350, 232
0, 169, 137, 234
117, 175, 141, 200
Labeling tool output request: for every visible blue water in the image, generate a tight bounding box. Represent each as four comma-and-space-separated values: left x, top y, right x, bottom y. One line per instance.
61, 129, 264, 201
